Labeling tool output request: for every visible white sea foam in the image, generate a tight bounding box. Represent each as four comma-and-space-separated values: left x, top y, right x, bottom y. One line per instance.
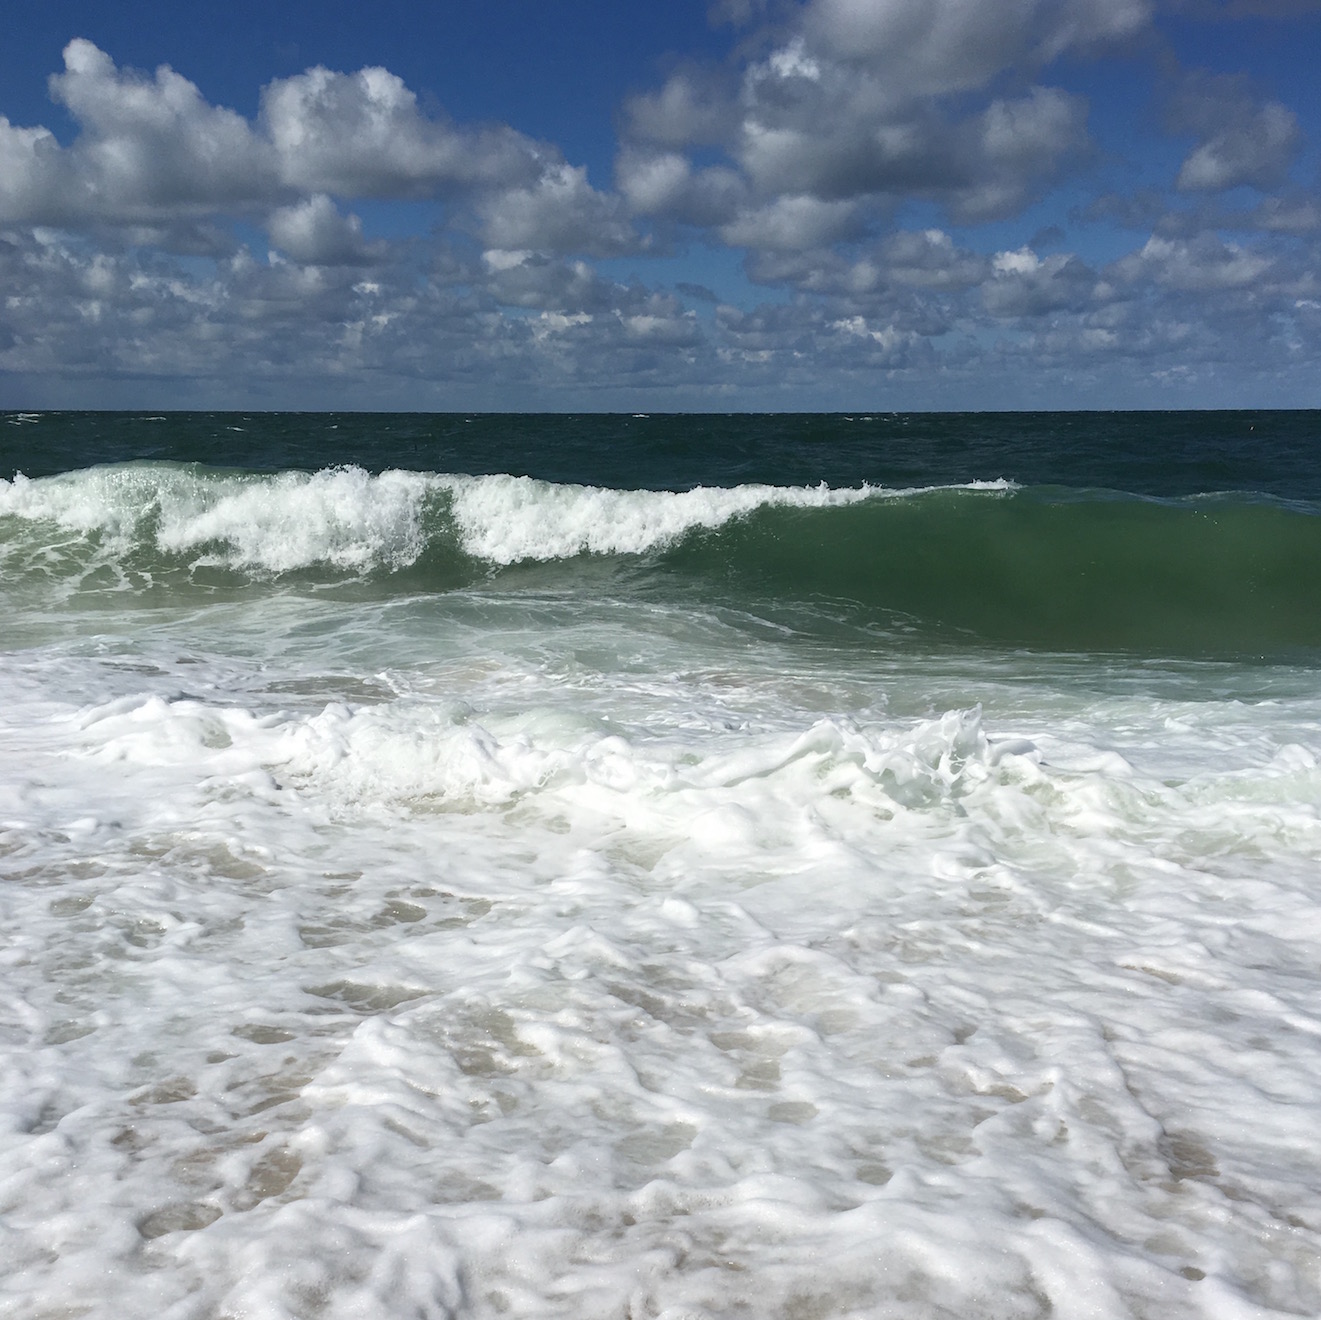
0, 465, 1014, 575
0, 466, 429, 572
2, 575, 1321, 1319
435, 472, 878, 563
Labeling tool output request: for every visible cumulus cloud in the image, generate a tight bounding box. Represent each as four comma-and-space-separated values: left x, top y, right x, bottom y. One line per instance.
621, 297, 703, 347
983, 247, 1100, 316
728, 74, 1088, 210
621, 0, 1110, 239
883, 229, 989, 288
45, 38, 275, 216
260, 64, 544, 198
476, 164, 641, 257
1169, 71, 1301, 192
0, 227, 710, 402
1112, 233, 1275, 289
623, 66, 741, 148
3, 213, 1318, 408
0, 39, 622, 259
1176, 103, 1299, 191
741, 245, 965, 339
720, 195, 863, 250
801, 0, 1150, 96
741, 228, 989, 312
480, 249, 629, 312
826, 314, 928, 364
0, 118, 72, 223
266, 195, 376, 265
1, 19, 1319, 408
712, 297, 939, 377
1249, 194, 1321, 233
616, 149, 746, 226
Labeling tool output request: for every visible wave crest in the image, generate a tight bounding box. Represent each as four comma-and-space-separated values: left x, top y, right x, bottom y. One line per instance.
9, 462, 1320, 658
2, 463, 971, 574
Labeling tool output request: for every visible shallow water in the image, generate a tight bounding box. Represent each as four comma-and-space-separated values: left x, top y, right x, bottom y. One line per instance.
2, 413, 1320, 1319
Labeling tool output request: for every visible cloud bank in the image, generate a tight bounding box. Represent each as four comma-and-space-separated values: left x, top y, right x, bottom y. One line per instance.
0, 6, 1318, 409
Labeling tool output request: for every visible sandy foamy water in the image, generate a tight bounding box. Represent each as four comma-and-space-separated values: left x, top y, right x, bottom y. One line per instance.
3, 581, 1321, 1320
2, 460, 1321, 1319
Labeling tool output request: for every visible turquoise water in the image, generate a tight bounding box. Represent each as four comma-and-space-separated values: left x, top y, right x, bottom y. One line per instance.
2, 411, 1320, 1319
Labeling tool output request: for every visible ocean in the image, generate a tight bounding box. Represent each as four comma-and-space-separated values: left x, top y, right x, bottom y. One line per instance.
1, 410, 1319, 1319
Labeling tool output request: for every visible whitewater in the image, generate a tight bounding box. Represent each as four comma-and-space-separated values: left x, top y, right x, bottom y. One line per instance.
2, 414, 1321, 1320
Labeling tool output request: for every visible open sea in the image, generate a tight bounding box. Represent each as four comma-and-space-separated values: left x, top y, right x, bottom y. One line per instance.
2, 410, 1320, 1320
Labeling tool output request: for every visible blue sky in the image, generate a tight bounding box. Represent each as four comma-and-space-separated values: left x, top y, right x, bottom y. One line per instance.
2, 0, 1319, 410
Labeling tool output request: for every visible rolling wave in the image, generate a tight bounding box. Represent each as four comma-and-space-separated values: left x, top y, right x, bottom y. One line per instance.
3, 462, 1319, 657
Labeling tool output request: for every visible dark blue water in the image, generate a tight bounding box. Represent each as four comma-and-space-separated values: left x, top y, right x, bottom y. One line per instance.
4, 410, 1318, 497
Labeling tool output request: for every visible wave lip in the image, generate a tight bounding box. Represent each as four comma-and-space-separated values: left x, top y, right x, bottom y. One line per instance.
1, 462, 1009, 576
438, 473, 930, 564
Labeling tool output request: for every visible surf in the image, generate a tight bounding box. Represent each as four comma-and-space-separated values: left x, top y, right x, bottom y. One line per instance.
4, 462, 1321, 658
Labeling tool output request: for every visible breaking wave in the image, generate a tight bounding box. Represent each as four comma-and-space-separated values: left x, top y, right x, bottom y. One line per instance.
4, 462, 1321, 657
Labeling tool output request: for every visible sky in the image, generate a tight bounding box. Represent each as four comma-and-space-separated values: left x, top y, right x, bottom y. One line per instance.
1, 0, 1320, 410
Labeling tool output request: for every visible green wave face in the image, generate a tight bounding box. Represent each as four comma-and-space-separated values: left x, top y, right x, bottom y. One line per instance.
3, 463, 1320, 660
667, 488, 1321, 658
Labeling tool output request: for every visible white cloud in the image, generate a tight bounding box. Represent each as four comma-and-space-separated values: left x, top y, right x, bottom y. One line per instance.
951, 87, 1090, 219
0, 49, 202, 223
481, 251, 629, 312
617, 150, 694, 215
623, 298, 702, 346
882, 229, 988, 288
803, 0, 1150, 96
621, 4, 1098, 234
476, 163, 641, 256
623, 67, 740, 148
1, 22, 1319, 408
984, 247, 1099, 315
482, 248, 535, 272
261, 64, 544, 198
1250, 195, 1321, 233
0, 40, 573, 238
616, 150, 747, 226
1169, 71, 1301, 193
1176, 102, 1300, 191
741, 228, 989, 297
1114, 234, 1274, 289
0, 118, 72, 224
725, 77, 1086, 218
721, 195, 862, 250
267, 195, 376, 266
3, 215, 1318, 408
41, 39, 276, 219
